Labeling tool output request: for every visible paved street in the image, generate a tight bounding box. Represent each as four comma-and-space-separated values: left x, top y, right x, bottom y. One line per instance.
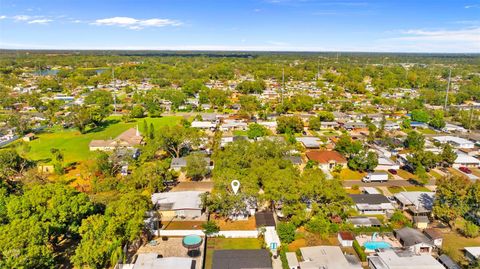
342, 179, 436, 187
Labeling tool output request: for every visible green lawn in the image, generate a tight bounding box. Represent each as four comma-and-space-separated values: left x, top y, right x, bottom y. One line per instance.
417, 128, 437, 135
335, 168, 366, 180
428, 170, 443, 180
233, 130, 248, 136
443, 229, 480, 266
396, 169, 417, 180
387, 185, 430, 194
205, 238, 262, 269
22, 116, 182, 163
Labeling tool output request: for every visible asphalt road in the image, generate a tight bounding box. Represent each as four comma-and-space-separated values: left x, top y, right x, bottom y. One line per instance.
342, 179, 436, 187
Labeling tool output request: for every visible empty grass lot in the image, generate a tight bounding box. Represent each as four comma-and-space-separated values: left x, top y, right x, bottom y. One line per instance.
387, 185, 431, 194
442, 219, 480, 267
22, 116, 182, 163
335, 168, 366, 180
205, 238, 262, 269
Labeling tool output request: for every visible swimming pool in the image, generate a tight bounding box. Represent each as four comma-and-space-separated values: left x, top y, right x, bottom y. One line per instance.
363, 241, 392, 250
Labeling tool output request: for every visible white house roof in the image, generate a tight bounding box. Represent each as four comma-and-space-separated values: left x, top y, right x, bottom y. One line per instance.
151, 191, 204, 211
191, 121, 216, 128
133, 253, 194, 269
455, 153, 480, 165
465, 247, 480, 259
296, 137, 320, 148
394, 192, 435, 211
433, 136, 474, 148
368, 249, 444, 269
300, 246, 361, 269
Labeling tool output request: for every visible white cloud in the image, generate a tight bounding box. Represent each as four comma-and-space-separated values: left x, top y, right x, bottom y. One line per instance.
465, 4, 480, 8
397, 27, 480, 42
27, 19, 52, 24
374, 27, 480, 53
0, 16, 6, 20
13, 15, 31, 21
92, 16, 181, 30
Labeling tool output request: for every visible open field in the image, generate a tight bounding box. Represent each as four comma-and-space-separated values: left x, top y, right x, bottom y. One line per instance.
21, 116, 181, 163
205, 238, 262, 269
442, 231, 480, 266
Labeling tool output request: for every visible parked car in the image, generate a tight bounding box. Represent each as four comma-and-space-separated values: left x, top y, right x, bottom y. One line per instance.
388, 169, 397, 175
459, 167, 472, 174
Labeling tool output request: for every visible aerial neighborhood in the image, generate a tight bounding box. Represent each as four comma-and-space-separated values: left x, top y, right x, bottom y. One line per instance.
0, 51, 479, 269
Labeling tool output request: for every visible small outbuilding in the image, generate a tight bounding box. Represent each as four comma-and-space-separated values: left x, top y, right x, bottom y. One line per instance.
338, 231, 355, 247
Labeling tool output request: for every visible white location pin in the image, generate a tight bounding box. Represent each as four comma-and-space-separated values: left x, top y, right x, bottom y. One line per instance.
231, 180, 240, 194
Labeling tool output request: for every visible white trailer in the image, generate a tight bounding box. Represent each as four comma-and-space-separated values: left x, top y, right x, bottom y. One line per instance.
362, 172, 389, 183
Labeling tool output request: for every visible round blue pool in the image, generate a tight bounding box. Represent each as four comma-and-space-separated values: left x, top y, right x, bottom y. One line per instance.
363, 241, 392, 250
182, 235, 203, 249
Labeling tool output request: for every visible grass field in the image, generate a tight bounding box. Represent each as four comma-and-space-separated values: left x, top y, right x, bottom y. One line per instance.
335, 168, 366, 180
417, 128, 437, 135
443, 226, 480, 266
233, 130, 248, 136
213, 216, 257, 230
396, 169, 417, 180
22, 116, 182, 163
205, 238, 262, 269
428, 170, 443, 180
388, 185, 431, 194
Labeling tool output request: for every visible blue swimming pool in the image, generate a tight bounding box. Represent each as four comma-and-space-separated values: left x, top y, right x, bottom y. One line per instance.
363, 241, 392, 250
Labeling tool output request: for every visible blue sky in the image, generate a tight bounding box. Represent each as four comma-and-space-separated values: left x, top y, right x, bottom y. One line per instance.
0, 0, 479, 52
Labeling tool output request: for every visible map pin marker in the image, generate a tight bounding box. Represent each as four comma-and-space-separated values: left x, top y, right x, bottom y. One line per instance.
231, 180, 240, 194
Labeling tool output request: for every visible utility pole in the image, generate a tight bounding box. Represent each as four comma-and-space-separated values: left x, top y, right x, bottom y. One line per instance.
112, 65, 117, 114
469, 105, 474, 133
316, 58, 320, 81
444, 68, 451, 111
281, 68, 285, 106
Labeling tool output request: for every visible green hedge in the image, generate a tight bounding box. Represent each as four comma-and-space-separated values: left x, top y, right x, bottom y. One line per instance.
353, 240, 367, 262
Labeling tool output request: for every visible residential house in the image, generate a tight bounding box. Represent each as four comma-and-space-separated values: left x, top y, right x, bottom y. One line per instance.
367, 249, 445, 269
413, 216, 429, 229
89, 127, 143, 151
191, 121, 216, 129
394, 191, 435, 217
22, 132, 35, 142
299, 246, 362, 269
453, 153, 480, 168
320, 121, 340, 129
464, 247, 480, 262
297, 137, 321, 149
117, 253, 195, 269
433, 136, 475, 149
376, 156, 400, 171
424, 228, 443, 248
338, 231, 355, 247
438, 254, 461, 269
442, 123, 467, 133
410, 121, 429, 129
350, 194, 395, 215
344, 122, 367, 130
306, 150, 347, 170
220, 120, 248, 131
394, 227, 435, 254
255, 212, 280, 252
220, 135, 248, 147
170, 157, 213, 171
384, 121, 401, 131
151, 191, 205, 220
